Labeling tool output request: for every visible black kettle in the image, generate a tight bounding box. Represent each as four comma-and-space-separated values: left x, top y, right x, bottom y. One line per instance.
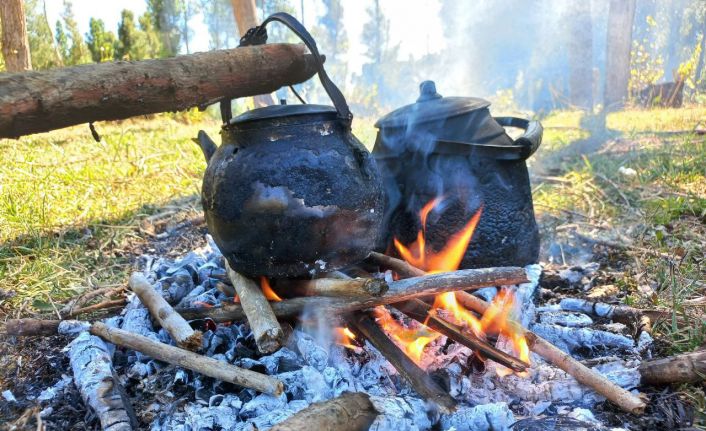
196, 13, 384, 278
372, 80, 542, 268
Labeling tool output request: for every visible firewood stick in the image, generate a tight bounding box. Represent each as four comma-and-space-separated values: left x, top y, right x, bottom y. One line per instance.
350, 311, 457, 413
281, 277, 389, 297
90, 322, 283, 396
60, 286, 126, 317
226, 262, 283, 354
393, 299, 528, 372
368, 251, 425, 278
270, 392, 379, 431
455, 290, 646, 414
371, 255, 646, 414
639, 350, 706, 385
178, 266, 528, 322
129, 272, 202, 351
64, 298, 127, 318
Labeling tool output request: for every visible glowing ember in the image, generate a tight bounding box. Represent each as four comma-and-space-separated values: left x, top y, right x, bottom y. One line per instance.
391, 197, 530, 376
193, 301, 215, 308
334, 327, 358, 349
372, 306, 441, 364
259, 277, 282, 301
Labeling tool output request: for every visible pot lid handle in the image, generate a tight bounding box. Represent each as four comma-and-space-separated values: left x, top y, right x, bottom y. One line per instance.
237, 12, 353, 128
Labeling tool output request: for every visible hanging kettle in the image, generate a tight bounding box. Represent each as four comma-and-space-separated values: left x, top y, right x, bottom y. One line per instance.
196, 13, 384, 278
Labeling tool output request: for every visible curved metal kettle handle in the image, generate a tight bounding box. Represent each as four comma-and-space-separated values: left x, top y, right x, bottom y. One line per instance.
493, 117, 543, 160
238, 12, 353, 128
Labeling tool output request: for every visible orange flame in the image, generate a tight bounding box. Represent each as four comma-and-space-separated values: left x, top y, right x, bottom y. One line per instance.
390, 197, 530, 377
194, 301, 214, 308
260, 277, 282, 301
372, 306, 441, 364
334, 327, 358, 349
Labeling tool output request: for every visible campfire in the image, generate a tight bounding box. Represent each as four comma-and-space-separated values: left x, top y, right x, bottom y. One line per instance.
6, 193, 666, 430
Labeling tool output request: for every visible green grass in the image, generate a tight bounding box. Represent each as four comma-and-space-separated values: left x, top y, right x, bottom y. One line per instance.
0, 115, 219, 311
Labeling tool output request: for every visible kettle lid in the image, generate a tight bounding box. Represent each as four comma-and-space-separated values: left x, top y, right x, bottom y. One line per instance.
230, 104, 337, 125
374, 81, 490, 129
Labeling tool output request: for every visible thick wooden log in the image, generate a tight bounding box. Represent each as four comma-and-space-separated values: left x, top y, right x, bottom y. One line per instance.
639, 350, 706, 385
0, 43, 319, 138
226, 262, 283, 354
350, 312, 457, 413
178, 266, 528, 322
270, 392, 379, 431
129, 272, 202, 351
90, 322, 283, 396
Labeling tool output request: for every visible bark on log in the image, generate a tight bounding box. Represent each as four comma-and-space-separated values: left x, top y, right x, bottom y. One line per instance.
350, 312, 457, 413
90, 322, 283, 396
178, 266, 528, 322
226, 262, 283, 354
282, 277, 389, 298
0, 43, 319, 138
270, 392, 379, 431
4, 318, 60, 336
129, 272, 202, 351
639, 350, 706, 385
0, 0, 32, 72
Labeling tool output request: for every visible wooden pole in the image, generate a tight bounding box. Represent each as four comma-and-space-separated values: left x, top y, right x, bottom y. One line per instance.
90, 322, 283, 396
350, 312, 457, 413
0, 43, 319, 138
178, 266, 528, 322
226, 262, 283, 354
270, 392, 379, 431
129, 272, 202, 351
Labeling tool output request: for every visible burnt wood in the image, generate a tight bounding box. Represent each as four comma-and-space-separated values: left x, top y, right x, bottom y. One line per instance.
0, 43, 320, 138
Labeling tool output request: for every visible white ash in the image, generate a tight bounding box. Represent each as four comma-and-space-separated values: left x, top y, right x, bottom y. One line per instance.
2, 390, 17, 403
57, 319, 91, 336
439, 402, 515, 431
37, 375, 72, 402
62, 238, 648, 430
530, 323, 635, 353
558, 263, 599, 285
539, 311, 594, 327
68, 332, 133, 431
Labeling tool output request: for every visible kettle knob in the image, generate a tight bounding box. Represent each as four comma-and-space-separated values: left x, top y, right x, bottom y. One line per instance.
417, 80, 442, 102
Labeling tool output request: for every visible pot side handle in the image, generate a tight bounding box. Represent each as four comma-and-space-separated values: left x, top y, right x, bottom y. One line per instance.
494, 117, 543, 160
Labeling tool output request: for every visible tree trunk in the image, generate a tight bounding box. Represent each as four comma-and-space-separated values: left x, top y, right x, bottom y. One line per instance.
0, 44, 319, 138
604, 0, 637, 110
0, 0, 32, 72
567, 0, 593, 110
230, 0, 275, 107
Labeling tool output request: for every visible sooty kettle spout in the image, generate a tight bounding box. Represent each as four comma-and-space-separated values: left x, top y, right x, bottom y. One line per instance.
193, 130, 218, 163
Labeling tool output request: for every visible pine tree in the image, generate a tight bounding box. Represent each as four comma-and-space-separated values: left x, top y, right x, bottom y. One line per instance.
200, 0, 236, 50
23, 0, 61, 69
85, 17, 116, 62
138, 12, 162, 58
60, 0, 89, 65
146, 0, 184, 57
117, 9, 148, 60
316, 0, 348, 90
55, 20, 69, 61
